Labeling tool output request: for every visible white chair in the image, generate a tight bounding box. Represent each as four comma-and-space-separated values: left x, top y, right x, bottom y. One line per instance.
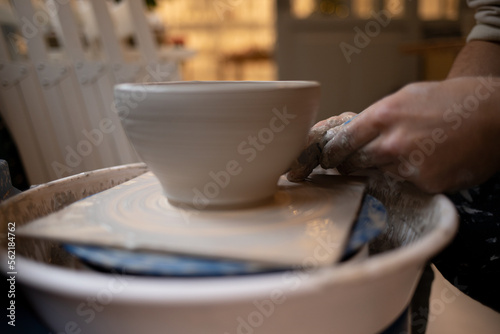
0, 0, 190, 184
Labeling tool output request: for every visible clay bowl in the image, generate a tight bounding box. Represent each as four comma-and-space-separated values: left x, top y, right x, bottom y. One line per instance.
114, 81, 320, 209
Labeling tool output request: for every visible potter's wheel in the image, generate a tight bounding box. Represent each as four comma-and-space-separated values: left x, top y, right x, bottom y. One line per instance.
19, 172, 376, 268
62, 194, 386, 276
0, 163, 459, 334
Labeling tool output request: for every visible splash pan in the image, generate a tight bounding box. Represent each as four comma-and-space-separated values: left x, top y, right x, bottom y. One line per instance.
0, 163, 458, 334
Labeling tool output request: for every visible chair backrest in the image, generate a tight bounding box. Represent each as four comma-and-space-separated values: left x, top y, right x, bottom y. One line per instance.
0, 0, 181, 184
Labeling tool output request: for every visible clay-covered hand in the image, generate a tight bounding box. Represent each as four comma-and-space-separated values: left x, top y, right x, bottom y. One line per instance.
287, 112, 357, 182
288, 76, 500, 193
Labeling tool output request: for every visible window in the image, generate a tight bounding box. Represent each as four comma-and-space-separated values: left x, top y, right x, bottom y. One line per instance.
290, 0, 460, 20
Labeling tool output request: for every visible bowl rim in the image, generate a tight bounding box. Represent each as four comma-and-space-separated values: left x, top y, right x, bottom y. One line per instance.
114, 80, 321, 94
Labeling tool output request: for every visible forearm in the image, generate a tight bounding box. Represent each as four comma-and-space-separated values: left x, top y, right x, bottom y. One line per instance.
447, 40, 500, 78
449, 0, 500, 78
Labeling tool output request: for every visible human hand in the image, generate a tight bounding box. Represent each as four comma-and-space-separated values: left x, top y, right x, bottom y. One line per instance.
287, 112, 357, 182
287, 76, 500, 193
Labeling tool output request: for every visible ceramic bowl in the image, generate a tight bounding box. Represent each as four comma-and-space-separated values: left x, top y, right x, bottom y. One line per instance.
114, 81, 320, 208
0, 164, 458, 334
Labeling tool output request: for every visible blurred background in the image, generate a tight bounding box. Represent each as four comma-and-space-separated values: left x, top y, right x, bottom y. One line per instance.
158, 0, 471, 117
0, 0, 474, 187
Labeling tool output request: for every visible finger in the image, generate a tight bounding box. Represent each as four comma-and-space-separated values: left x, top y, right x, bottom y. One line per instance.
336, 150, 373, 175
318, 126, 343, 168
316, 115, 357, 169
286, 142, 321, 182
320, 113, 380, 169
335, 141, 393, 175
287, 112, 357, 182
308, 112, 357, 145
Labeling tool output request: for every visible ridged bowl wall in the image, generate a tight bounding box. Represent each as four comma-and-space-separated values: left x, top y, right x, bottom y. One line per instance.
114, 81, 320, 208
